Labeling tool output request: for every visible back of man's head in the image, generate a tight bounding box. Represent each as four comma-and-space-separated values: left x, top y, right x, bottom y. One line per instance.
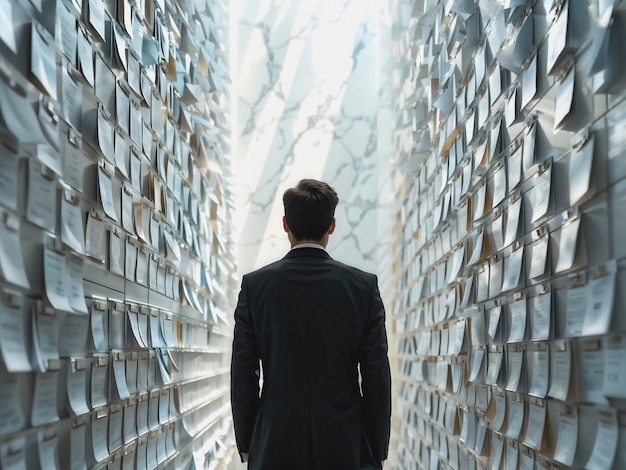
283, 179, 339, 241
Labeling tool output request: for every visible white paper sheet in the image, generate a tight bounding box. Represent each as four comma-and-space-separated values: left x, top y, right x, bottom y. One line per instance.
530, 292, 551, 341
0, 142, 20, 211
548, 341, 572, 401
31, 23, 57, 99
506, 347, 524, 392
37, 429, 59, 470
553, 405, 578, 466
528, 234, 549, 279
0, 83, 47, 144
90, 360, 107, 408
62, 134, 84, 191
85, 211, 106, 262
91, 412, 109, 462
528, 342, 549, 397
66, 256, 88, 314
569, 135, 595, 206
27, 160, 57, 231
98, 167, 118, 222
31, 371, 59, 426
0, 372, 25, 434
603, 334, 626, 398
508, 298, 527, 343
555, 217, 581, 273
504, 196, 522, 247
531, 165, 552, 223
77, 29, 94, 86
586, 409, 618, 469
506, 396, 525, 439
582, 260, 616, 336
70, 422, 87, 470
89, 304, 107, 351
66, 360, 89, 416
502, 243, 523, 292
0, 213, 30, 289
523, 398, 546, 449
0, 0, 17, 53
60, 197, 85, 255
32, 309, 59, 371
55, 0, 77, 62
44, 245, 72, 312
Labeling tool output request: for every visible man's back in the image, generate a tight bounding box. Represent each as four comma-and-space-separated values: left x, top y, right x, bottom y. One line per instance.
231, 247, 391, 469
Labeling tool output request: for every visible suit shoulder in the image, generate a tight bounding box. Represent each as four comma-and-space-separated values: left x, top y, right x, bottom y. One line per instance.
242, 259, 287, 281
328, 259, 377, 281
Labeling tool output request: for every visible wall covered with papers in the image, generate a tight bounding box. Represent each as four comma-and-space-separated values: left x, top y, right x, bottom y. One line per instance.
388, 0, 626, 468
0, 0, 237, 468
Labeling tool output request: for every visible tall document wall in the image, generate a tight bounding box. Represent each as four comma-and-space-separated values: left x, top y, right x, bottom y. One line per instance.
0, 0, 236, 468
389, 0, 626, 468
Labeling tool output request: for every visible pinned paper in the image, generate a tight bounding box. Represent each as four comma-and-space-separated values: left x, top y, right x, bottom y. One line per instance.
85, 211, 106, 262
582, 260, 616, 336
66, 358, 89, 416
555, 216, 582, 273
0, 213, 30, 289
553, 404, 578, 466
27, 159, 57, 231
44, 244, 73, 312
579, 339, 608, 405
527, 342, 549, 398
548, 340, 575, 401
603, 334, 626, 398
31, 23, 57, 99
531, 163, 552, 224
506, 344, 524, 392
504, 195, 522, 247
60, 193, 85, 255
0, 371, 25, 434
508, 297, 527, 343
586, 409, 618, 469
31, 371, 60, 426
530, 291, 551, 341
523, 397, 546, 450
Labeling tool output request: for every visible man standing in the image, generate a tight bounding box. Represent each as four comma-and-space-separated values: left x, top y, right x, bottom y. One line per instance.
230, 179, 391, 469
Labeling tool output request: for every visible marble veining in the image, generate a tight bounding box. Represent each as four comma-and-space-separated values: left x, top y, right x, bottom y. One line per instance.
232, 0, 392, 277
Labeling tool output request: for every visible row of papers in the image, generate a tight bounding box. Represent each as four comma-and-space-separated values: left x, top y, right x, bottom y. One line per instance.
396, 331, 626, 403
0, 291, 228, 374
395, 254, 616, 339
0, 359, 227, 435
396, 383, 626, 470
0, 395, 231, 469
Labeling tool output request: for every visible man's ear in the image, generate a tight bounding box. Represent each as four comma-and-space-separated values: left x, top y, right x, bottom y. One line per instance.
328, 218, 336, 235
283, 216, 289, 233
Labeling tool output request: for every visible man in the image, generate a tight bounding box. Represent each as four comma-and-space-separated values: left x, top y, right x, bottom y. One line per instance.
231, 179, 391, 469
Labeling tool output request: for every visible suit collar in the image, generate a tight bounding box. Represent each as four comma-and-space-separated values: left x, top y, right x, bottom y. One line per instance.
284, 247, 332, 260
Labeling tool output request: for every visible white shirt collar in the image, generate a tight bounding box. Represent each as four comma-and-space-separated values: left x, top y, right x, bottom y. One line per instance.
290, 243, 327, 252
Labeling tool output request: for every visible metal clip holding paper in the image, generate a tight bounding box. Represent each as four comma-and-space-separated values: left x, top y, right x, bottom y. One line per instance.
572, 127, 591, 150
557, 56, 575, 85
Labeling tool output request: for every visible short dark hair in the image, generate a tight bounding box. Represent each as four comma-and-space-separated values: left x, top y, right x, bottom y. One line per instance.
283, 179, 339, 241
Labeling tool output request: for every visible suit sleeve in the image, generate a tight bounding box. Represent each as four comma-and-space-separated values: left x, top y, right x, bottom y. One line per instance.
359, 275, 392, 461
230, 275, 261, 459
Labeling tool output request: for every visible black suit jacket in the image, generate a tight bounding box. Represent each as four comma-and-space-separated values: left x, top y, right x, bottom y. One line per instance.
231, 247, 391, 470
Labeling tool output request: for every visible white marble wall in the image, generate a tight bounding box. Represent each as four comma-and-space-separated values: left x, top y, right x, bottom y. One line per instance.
231, 0, 393, 278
